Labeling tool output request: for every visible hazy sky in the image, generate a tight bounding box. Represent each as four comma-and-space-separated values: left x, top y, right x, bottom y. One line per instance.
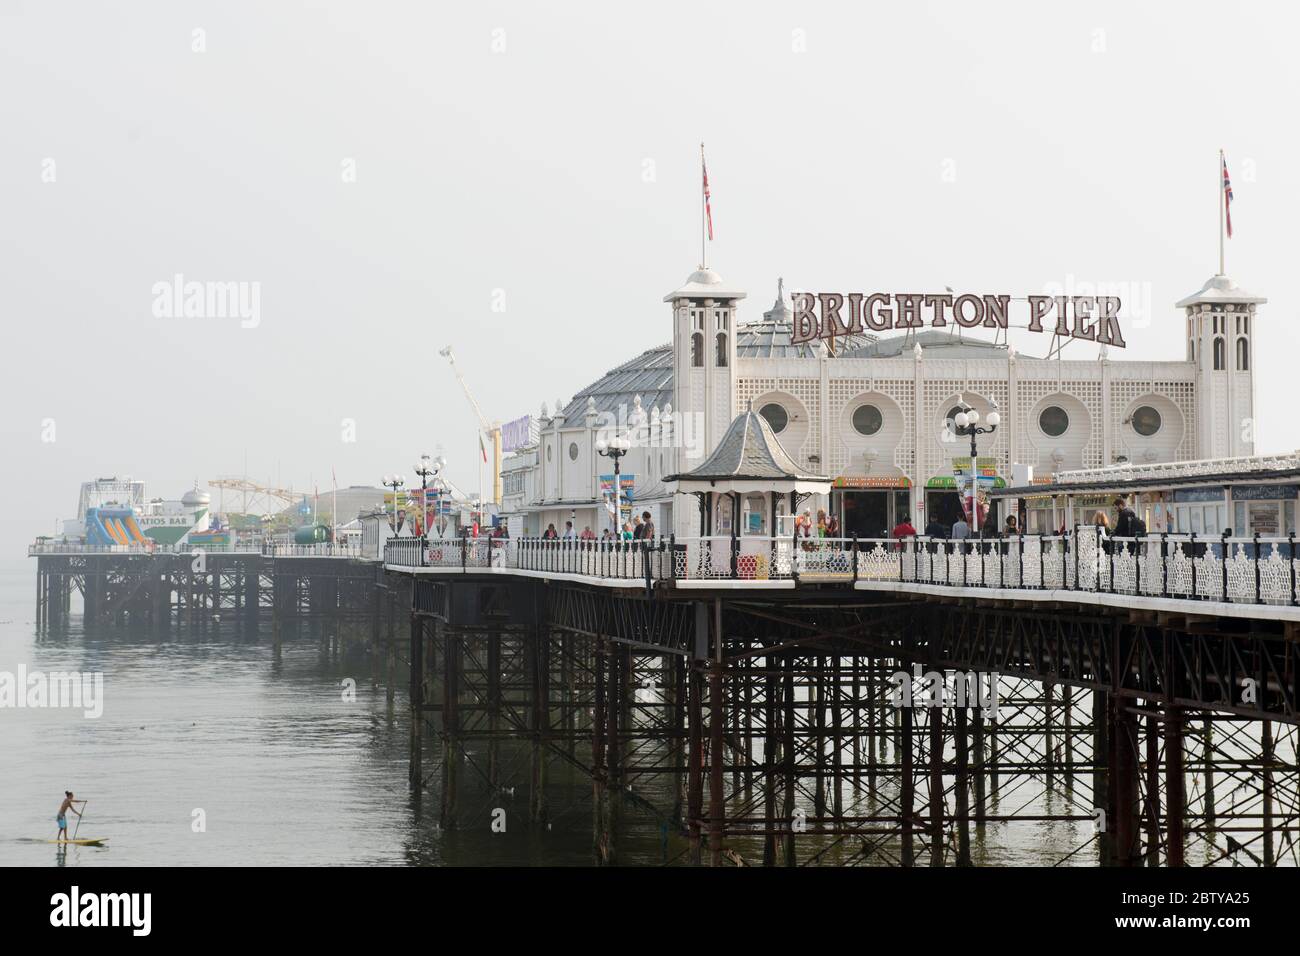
2, 1, 1296, 550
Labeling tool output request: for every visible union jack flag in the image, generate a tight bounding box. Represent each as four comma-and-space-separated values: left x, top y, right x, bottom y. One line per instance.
702, 146, 714, 241
1222, 151, 1234, 238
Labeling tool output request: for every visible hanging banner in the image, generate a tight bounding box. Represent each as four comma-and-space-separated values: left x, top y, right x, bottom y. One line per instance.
501, 415, 533, 452
952, 456, 999, 526
385, 489, 452, 513
384, 488, 453, 536
599, 473, 636, 524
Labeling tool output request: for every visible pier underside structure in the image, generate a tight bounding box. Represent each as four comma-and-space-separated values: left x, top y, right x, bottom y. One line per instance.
33, 552, 401, 668
406, 575, 1300, 867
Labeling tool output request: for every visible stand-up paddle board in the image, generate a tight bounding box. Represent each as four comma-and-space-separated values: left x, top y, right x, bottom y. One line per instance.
47, 838, 108, 846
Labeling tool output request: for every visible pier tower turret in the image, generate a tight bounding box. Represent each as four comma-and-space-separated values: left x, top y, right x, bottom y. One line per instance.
1177, 274, 1266, 458
666, 266, 745, 469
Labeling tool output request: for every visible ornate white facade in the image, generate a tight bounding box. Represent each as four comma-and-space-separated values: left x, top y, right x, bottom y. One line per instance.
500, 266, 1264, 541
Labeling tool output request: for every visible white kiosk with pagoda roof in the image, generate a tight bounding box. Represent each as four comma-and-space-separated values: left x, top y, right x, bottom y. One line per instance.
666, 404, 831, 578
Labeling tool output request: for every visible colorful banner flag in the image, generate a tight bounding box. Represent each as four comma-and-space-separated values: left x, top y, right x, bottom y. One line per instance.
1221, 151, 1234, 238
952, 457, 998, 526
701, 144, 713, 241
500, 415, 533, 452
599, 473, 636, 522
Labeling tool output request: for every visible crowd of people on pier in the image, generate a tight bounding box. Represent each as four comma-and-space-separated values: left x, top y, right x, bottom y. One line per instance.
535, 511, 658, 544
467, 496, 1153, 556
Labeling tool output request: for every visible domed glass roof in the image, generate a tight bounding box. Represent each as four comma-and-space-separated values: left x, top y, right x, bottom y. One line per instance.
561, 344, 673, 422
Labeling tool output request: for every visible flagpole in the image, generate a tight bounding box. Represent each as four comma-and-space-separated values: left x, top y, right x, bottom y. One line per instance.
1218, 149, 1225, 276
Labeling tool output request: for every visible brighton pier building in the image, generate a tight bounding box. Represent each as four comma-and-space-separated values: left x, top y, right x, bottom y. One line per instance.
499, 265, 1266, 541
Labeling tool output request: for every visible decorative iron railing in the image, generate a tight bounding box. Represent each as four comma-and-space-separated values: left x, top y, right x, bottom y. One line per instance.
28, 541, 365, 558
383, 528, 1300, 607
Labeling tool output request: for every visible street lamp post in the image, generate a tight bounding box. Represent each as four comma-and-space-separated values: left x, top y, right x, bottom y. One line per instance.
382, 474, 406, 535
595, 435, 631, 538
413, 454, 445, 540
953, 400, 1001, 541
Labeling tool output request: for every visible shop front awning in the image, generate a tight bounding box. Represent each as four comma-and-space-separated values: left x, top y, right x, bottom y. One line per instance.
833, 476, 911, 489
926, 475, 1007, 490
993, 467, 1300, 500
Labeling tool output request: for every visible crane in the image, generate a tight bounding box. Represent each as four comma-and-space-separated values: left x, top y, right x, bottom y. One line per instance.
439, 346, 502, 505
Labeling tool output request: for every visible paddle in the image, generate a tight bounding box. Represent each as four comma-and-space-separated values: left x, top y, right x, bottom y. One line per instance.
72, 800, 86, 841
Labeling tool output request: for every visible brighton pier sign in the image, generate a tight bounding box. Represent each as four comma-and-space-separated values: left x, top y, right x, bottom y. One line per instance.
790, 292, 1127, 348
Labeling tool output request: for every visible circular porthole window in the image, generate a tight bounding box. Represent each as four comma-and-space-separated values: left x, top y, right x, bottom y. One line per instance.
852, 404, 883, 436
1131, 405, 1162, 437
568, 442, 579, 461
1038, 405, 1069, 438
759, 402, 788, 434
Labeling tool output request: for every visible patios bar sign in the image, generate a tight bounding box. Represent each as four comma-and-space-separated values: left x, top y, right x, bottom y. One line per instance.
790, 292, 1127, 348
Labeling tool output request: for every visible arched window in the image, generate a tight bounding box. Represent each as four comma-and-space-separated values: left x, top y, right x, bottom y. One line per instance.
714, 311, 729, 367
1236, 337, 1249, 371
691, 332, 704, 367
1213, 337, 1225, 370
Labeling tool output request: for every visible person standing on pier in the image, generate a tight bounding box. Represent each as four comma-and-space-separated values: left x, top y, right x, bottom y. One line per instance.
925, 515, 946, 554
951, 514, 970, 555
640, 511, 655, 540
890, 515, 917, 551
55, 791, 84, 840
1112, 496, 1145, 555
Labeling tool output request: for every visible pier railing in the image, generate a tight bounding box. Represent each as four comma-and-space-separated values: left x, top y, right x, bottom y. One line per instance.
384, 528, 1300, 606
28, 543, 157, 555
382, 536, 671, 580
28, 541, 367, 559
260, 542, 366, 558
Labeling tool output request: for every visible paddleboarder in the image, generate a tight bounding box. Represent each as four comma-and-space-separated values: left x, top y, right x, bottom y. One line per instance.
56, 791, 84, 841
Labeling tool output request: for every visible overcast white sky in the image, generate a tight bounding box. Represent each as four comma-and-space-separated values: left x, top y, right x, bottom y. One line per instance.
2, 1, 1296, 550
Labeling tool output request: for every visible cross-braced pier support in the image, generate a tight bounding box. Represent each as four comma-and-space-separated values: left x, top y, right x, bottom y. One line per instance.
401, 575, 1300, 867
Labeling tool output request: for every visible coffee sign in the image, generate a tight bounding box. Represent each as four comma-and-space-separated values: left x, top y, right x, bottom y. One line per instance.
790, 292, 1126, 348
